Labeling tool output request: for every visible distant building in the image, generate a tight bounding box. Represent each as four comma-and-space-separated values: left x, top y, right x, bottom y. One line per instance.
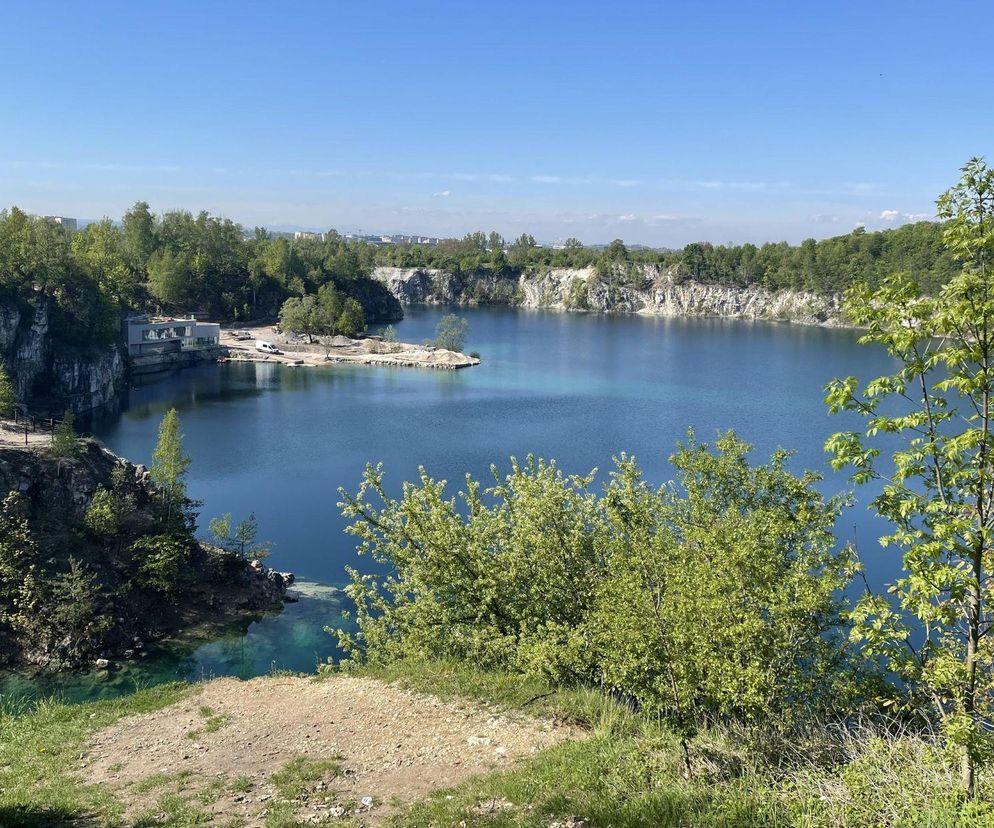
43, 216, 77, 231
293, 231, 321, 241
124, 315, 220, 357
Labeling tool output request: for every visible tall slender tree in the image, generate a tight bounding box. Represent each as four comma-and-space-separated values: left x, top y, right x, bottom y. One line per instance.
826, 157, 994, 797
150, 408, 191, 527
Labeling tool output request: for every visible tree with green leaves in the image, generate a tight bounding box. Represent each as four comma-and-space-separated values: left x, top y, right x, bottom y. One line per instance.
131, 534, 190, 595
50, 411, 80, 459
278, 294, 325, 342
0, 492, 40, 632
0, 363, 16, 418
433, 313, 469, 352
317, 281, 343, 324
594, 433, 855, 763
825, 157, 994, 797
335, 433, 856, 751
335, 455, 605, 672
337, 297, 366, 338
208, 512, 271, 561
45, 557, 109, 659
150, 408, 191, 527
84, 487, 119, 537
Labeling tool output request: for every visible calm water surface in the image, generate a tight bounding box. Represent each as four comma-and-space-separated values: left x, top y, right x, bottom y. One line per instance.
2, 307, 899, 702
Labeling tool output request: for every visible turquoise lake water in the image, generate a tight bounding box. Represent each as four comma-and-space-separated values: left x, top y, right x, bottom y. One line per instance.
1, 306, 899, 702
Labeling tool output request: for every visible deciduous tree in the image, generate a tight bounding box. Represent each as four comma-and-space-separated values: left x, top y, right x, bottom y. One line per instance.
826, 157, 994, 797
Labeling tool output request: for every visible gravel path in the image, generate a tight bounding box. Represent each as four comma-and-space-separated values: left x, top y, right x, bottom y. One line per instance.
82, 674, 576, 825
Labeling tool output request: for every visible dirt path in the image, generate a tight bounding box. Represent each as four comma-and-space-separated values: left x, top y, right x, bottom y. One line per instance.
82, 674, 576, 825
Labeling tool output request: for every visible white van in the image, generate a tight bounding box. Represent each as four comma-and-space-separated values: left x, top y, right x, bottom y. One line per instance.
255, 340, 282, 354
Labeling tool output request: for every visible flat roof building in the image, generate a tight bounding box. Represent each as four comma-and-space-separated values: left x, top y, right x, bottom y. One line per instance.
124, 315, 220, 357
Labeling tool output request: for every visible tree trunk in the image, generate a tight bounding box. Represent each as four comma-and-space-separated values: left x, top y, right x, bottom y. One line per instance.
962, 545, 983, 799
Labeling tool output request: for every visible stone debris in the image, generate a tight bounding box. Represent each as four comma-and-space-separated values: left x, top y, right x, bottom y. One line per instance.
82, 674, 578, 825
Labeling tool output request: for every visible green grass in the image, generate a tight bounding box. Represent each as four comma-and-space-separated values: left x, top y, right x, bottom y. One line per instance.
263, 756, 344, 827
0, 682, 191, 827
186, 705, 229, 740
4, 662, 994, 826
339, 660, 994, 828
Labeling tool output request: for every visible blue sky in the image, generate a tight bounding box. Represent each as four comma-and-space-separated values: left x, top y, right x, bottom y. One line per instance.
1, 1, 992, 246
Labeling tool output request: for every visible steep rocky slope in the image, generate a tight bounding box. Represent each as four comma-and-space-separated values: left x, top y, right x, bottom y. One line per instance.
0, 439, 291, 670
0, 297, 124, 414
373, 265, 846, 326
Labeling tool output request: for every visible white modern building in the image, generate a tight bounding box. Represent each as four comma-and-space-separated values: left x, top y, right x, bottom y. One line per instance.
124, 315, 220, 357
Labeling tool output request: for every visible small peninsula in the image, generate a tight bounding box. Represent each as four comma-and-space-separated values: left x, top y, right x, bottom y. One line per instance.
220, 325, 480, 370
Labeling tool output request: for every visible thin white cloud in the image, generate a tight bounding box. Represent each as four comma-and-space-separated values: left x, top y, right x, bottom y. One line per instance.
879, 209, 931, 224
531, 175, 562, 184
432, 190, 451, 198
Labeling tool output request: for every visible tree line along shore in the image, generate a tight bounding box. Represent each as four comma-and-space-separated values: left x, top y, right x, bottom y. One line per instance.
0, 197, 958, 353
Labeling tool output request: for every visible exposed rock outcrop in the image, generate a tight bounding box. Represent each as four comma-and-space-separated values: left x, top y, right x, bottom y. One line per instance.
0, 297, 126, 414
373, 265, 846, 326
0, 439, 292, 671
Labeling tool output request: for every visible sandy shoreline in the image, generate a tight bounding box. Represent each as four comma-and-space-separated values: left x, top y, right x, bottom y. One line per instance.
219, 325, 480, 371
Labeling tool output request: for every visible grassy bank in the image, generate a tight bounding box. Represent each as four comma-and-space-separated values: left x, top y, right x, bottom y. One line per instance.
350, 660, 990, 828
0, 683, 192, 826
1, 662, 992, 827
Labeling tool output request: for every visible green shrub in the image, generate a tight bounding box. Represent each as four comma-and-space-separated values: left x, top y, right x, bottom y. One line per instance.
131, 534, 190, 595
336, 431, 859, 736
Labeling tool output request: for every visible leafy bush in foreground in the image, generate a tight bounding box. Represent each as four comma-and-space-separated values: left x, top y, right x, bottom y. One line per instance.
336, 431, 860, 736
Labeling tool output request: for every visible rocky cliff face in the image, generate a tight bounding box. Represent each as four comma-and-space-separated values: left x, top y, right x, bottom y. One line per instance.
0, 297, 125, 414
0, 439, 292, 671
373, 265, 846, 326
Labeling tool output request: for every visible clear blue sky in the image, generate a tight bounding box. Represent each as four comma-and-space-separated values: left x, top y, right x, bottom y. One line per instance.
1, 1, 991, 246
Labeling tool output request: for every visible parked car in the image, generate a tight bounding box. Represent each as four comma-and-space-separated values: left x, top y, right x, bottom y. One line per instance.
255, 340, 282, 354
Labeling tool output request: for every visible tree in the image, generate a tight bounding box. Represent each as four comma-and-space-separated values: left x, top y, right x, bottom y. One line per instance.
46, 557, 109, 658
337, 297, 366, 338
335, 456, 604, 671
0, 363, 16, 418
594, 433, 854, 762
317, 282, 342, 325
131, 534, 190, 595
208, 512, 270, 561
50, 410, 81, 459
147, 248, 191, 308
150, 408, 191, 527
335, 435, 855, 748
825, 157, 994, 798
84, 487, 119, 537
433, 314, 469, 352
121, 200, 157, 274
605, 238, 629, 261
279, 294, 324, 342
0, 492, 40, 631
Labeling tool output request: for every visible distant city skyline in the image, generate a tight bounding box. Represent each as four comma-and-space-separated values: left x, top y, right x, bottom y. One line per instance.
2, 1, 991, 247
